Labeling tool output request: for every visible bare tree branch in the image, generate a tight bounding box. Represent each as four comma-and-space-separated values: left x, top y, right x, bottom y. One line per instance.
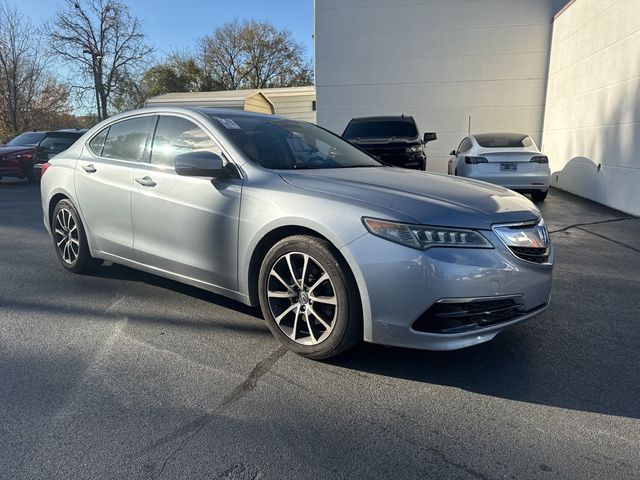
46, 0, 152, 120
198, 19, 312, 91
0, 3, 71, 138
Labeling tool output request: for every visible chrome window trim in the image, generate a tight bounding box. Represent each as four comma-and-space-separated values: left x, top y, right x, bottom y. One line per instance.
83, 111, 244, 179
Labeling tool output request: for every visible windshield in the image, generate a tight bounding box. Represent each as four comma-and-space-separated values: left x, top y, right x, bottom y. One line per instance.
7, 132, 46, 147
474, 133, 534, 148
209, 115, 383, 170
39, 135, 80, 153
343, 119, 418, 139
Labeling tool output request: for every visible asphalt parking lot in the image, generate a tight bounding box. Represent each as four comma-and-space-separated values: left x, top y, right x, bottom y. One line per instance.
1, 179, 639, 479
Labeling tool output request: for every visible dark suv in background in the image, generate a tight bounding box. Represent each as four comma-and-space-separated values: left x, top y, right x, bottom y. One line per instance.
0, 129, 86, 183
342, 116, 437, 170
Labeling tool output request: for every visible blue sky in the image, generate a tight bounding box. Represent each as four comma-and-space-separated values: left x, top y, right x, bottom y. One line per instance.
21, 0, 314, 59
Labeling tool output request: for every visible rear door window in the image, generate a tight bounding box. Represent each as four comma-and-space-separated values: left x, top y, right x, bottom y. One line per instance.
101, 116, 155, 162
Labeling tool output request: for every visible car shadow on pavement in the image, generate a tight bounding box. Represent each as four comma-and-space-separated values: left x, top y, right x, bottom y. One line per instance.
88, 263, 264, 320
327, 321, 640, 421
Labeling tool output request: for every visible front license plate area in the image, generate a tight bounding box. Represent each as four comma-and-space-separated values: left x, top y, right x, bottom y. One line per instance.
501, 162, 517, 171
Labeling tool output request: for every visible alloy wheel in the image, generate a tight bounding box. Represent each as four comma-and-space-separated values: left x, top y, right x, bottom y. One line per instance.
54, 208, 80, 265
266, 252, 338, 345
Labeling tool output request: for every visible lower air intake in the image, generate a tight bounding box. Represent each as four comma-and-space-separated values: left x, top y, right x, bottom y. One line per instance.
412, 298, 546, 334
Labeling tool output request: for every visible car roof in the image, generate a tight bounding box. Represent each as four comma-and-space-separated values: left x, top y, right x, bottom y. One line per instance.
45, 129, 87, 136
136, 105, 282, 121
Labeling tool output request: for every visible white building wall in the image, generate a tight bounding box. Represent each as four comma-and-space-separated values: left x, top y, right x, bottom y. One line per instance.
315, 0, 564, 173
541, 0, 640, 216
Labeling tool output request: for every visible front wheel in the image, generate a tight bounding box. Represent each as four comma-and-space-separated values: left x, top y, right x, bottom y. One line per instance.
51, 199, 102, 273
531, 191, 548, 202
258, 235, 362, 360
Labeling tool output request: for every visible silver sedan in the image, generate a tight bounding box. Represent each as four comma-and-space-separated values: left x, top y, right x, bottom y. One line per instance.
448, 133, 551, 202
41, 107, 553, 359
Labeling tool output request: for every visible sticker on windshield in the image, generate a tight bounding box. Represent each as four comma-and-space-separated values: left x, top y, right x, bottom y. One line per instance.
217, 118, 241, 130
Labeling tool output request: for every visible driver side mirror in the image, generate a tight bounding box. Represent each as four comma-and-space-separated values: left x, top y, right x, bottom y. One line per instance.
449, 150, 457, 156
175, 151, 234, 178
423, 132, 437, 144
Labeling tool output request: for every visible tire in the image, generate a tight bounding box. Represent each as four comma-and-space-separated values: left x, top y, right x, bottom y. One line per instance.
258, 235, 362, 360
531, 191, 548, 202
26, 164, 38, 184
51, 199, 102, 273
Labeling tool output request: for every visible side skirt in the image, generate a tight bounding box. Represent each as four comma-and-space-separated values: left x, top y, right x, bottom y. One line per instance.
98, 251, 251, 306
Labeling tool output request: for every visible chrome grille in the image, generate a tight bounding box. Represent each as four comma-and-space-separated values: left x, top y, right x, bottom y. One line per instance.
493, 218, 552, 265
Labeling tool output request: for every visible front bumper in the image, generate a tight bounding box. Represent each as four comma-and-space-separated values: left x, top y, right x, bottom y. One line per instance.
340, 230, 553, 350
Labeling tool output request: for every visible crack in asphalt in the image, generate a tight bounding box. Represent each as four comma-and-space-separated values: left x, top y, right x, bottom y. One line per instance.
548, 216, 634, 234
151, 345, 288, 478
575, 226, 640, 253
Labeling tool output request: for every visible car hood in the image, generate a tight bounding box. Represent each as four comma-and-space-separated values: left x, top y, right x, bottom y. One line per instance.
279, 167, 540, 230
0, 146, 34, 157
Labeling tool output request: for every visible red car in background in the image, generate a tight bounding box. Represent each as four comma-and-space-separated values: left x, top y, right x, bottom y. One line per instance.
0, 130, 86, 183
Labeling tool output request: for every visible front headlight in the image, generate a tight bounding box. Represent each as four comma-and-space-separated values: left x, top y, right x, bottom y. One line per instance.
405, 145, 423, 154
493, 218, 549, 249
362, 217, 493, 250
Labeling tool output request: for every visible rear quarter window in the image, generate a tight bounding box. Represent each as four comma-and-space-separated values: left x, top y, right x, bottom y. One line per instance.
88, 128, 108, 156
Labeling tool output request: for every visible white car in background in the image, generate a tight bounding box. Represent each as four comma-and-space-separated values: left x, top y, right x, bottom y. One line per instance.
448, 133, 550, 202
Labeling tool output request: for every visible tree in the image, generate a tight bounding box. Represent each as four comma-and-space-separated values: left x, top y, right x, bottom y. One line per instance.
111, 52, 213, 112
0, 3, 71, 139
143, 53, 211, 97
47, 0, 152, 121
199, 20, 313, 91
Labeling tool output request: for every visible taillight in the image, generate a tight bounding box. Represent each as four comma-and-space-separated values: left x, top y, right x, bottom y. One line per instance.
41, 162, 51, 176
530, 156, 548, 164
465, 156, 488, 164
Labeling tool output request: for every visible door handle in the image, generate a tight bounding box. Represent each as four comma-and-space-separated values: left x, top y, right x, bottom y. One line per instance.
135, 176, 157, 187
82, 164, 97, 173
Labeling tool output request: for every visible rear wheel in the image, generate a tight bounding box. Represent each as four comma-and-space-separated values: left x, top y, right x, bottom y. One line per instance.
26, 168, 38, 184
531, 191, 548, 202
51, 199, 102, 273
258, 235, 362, 360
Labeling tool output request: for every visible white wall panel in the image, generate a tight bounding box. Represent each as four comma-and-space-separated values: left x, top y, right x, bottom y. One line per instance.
542, 0, 640, 215
315, 0, 561, 173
